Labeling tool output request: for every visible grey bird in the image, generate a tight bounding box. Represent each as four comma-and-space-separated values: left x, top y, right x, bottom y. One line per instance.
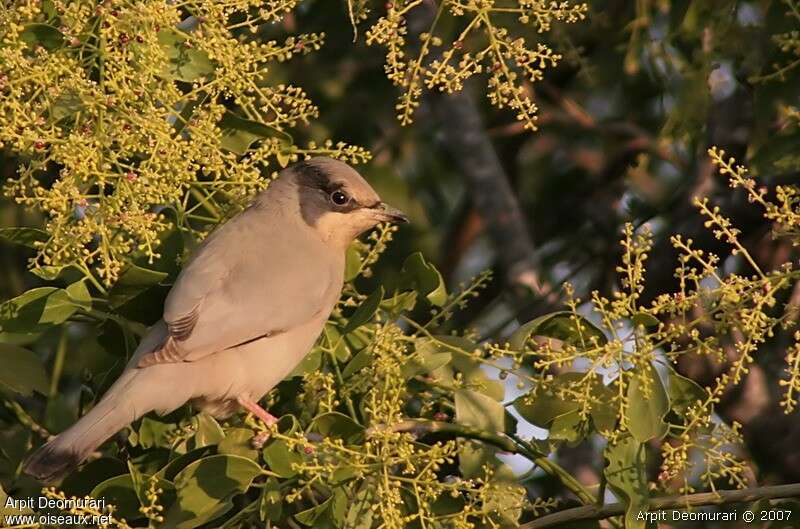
23, 157, 407, 482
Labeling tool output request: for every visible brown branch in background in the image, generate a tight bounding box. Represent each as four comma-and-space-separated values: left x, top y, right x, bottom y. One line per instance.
429, 85, 550, 298
406, 0, 553, 302
520, 483, 800, 529
441, 207, 484, 278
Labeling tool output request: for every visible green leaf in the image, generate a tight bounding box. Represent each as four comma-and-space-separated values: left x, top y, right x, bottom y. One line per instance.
341, 347, 373, 379
513, 392, 578, 429
431, 492, 465, 516
515, 372, 610, 442
192, 413, 224, 448
512, 372, 587, 428
61, 458, 128, 497
548, 409, 589, 444
157, 29, 214, 82
40, 0, 57, 18
263, 439, 303, 478
344, 286, 383, 333
632, 312, 660, 328
294, 488, 346, 528
275, 414, 301, 435
288, 349, 322, 378
0, 344, 48, 396
509, 311, 607, 351
260, 478, 282, 522
666, 365, 706, 415
455, 389, 515, 479
309, 412, 364, 443
484, 482, 526, 528
157, 446, 216, 481
400, 252, 447, 306
626, 370, 669, 443
296, 496, 333, 526
322, 323, 350, 362
589, 382, 618, 433
0, 287, 82, 332
330, 465, 358, 485
90, 475, 144, 521
162, 454, 262, 529
30, 265, 73, 281
218, 111, 293, 155
330, 488, 347, 527
380, 290, 418, 315
38, 289, 83, 324
455, 389, 509, 432
108, 264, 168, 308
122, 460, 176, 519
401, 340, 451, 379
138, 417, 177, 449
344, 481, 375, 529
426, 335, 504, 400
344, 245, 362, 282
0, 227, 48, 248
20, 24, 64, 50
127, 461, 146, 504
218, 428, 258, 460
66, 280, 92, 311
604, 437, 651, 529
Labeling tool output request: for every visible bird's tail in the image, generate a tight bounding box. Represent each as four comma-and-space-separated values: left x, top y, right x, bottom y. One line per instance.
23, 372, 145, 483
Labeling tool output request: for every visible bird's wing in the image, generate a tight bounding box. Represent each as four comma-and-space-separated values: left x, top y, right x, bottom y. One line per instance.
138, 208, 337, 367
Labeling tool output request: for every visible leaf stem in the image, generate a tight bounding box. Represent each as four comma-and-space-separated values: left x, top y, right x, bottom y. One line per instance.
49, 328, 68, 398
328, 349, 360, 422
511, 434, 598, 507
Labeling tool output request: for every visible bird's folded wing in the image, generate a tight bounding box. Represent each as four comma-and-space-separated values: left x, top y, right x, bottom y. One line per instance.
138, 211, 332, 367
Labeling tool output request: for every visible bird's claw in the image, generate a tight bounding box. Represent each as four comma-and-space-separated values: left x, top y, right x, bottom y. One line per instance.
251, 430, 271, 449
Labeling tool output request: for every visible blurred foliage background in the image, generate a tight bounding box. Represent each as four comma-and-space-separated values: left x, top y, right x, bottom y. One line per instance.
3, 0, 800, 528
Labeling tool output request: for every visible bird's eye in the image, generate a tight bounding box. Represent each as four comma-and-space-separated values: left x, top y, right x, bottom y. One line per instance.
330, 190, 349, 206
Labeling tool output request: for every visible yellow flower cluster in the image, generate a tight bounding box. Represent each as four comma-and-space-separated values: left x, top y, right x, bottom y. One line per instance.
278, 317, 540, 528
478, 148, 800, 493
0, 0, 369, 285
360, 0, 588, 129
40, 487, 133, 529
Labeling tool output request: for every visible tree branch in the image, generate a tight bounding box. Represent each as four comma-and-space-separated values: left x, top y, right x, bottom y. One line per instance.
406, 1, 550, 299
429, 86, 544, 295
521, 483, 800, 529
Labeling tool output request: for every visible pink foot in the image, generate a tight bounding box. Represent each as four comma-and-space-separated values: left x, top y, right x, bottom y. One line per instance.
251, 431, 271, 448
236, 396, 278, 426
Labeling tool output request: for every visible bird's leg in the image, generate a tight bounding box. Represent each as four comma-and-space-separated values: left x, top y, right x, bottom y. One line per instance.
237, 396, 278, 448
237, 395, 278, 425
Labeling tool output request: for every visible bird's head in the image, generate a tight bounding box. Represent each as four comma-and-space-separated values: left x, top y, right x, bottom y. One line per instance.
285, 157, 408, 247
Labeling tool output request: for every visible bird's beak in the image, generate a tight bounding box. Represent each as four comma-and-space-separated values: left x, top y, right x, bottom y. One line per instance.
372, 202, 409, 223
